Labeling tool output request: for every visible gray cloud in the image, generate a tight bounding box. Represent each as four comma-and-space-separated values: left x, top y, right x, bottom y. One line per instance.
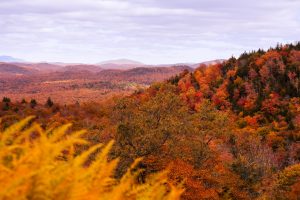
0, 0, 299, 64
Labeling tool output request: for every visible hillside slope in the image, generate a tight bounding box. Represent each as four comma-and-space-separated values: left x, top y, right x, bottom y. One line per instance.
0, 63, 37, 75
170, 43, 300, 127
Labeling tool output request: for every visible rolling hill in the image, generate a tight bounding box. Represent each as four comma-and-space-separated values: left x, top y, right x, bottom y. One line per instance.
0, 63, 37, 75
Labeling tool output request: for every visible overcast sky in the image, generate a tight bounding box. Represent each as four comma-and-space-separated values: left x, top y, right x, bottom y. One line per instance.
0, 0, 299, 64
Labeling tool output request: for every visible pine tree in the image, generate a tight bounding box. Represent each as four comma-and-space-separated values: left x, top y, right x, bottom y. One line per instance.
2, 102, 9, 111
46, 97, 54, 107
30, 99, 37, 108
2, 97, 11, 103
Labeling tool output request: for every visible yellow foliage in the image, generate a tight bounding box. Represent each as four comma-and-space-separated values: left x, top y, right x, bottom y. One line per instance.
0, 117, 183, 200
276, 164, 300, 189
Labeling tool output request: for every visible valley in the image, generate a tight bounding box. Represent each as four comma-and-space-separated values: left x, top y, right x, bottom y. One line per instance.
0, 61, 195, 104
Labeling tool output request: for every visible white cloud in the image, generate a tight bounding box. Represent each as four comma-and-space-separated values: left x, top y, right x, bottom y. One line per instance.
0, 0, 299, 64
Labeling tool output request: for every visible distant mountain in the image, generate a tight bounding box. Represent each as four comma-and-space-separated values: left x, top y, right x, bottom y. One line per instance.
0, 58, 225, 71
97, 59, 144, 69
190, 59, 226, 68
0, 55, 24, 63
149, 59, 226, 69
122, 65, 192, 76
13, 62, 64, 72
97, 65, 193, 84
0, 63, 37, 75
96, 59, 226, 70
61, 65, 102, 73
98, 59, 144, 65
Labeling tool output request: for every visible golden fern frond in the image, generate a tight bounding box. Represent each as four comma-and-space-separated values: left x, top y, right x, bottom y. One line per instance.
49, 123, 73, 142
0, 118, 182, 200
1, 116, 35, 143
73, 143, 103, 167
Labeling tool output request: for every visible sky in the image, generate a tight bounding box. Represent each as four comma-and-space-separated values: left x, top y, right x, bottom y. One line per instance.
0, 0, 300, 64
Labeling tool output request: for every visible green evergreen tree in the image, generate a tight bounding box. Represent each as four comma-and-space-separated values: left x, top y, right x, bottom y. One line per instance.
30, 99, 37, 108
46, 97, 54, 107
2, 97, 11, 103
2, 102, 10, 111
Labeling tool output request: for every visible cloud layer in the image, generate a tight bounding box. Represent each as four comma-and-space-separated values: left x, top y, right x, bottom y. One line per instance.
0, 0, 299, 64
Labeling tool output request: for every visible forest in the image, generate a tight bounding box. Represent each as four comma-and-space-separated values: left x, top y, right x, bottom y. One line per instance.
0, 43, 300, 199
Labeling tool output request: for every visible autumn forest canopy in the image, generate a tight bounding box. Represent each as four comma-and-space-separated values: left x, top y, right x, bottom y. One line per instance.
0, 43, 300, 199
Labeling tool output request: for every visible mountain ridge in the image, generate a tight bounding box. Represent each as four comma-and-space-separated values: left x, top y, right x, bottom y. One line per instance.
0, 55, 24, 63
